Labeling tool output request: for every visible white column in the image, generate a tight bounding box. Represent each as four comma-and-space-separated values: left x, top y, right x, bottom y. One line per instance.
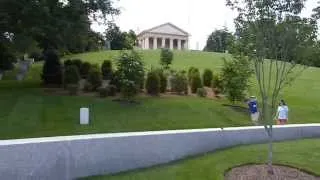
169, 39, 173, 50
145, 37, 149, 49
153, 37, 157, 49
178, 39, 181, 50
161, 38, 165, 48
185, 39, 189, 50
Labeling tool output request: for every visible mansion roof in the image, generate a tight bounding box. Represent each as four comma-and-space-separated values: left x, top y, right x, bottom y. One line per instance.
138, 23, 189, 37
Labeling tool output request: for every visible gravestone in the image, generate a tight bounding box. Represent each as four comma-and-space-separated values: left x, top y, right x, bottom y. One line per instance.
78, 79, 86, 90
101, 80, 110, 88
104, 41, 111, 50
16, 60, 32, 81
167, 74, 173, 91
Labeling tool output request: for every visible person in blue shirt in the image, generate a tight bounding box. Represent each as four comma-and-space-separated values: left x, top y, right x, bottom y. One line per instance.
247, 96, 259, 124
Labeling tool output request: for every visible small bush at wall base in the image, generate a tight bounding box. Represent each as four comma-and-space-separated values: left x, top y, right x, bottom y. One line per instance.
188, 67, 200, 83
121, 80, 138, 100
80, 62, 92, 79
64, 65, 80, 85
71, 59, 83, 70
202, 69, 213, 87
98, 87, 108, 98
190, 73, 203, 93
64, 59, 72, 67
107, 85, 117, 96
155, 69, 167, 93
87, 69, 102, 91
171, 71, 188, 95
83, 81, 93, 92
67, 84, 79, 95
41, 49, 63, 86
101, 60, 113, 80
212, 74, 224, 94
146, 70, 160, 95
110, 70, 121, 92
197, 87, 207, 97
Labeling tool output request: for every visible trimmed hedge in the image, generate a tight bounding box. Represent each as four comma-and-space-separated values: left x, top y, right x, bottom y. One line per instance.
146, 70, 160, 95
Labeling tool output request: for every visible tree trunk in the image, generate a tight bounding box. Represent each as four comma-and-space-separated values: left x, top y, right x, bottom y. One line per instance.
267, 126, 274, 174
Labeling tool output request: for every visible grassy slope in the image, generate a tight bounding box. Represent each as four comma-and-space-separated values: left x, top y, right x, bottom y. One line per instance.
0, 86, 249, 139
0, 50, 319, 139
67, 50, 226, 72
86, 139, 320, 180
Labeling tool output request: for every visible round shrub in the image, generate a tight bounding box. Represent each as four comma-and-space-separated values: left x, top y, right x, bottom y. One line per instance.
87, 69, 102, 91
83, 81, 93, 92
64, 59, 72, 67
171, 71, 188, 95
107, 85, 117, 96
101, 60, 113, 80
146, 70, 160, 95
197, 88, 207, 97
41, 49, 63, 86
80, 62, 92, 78
110, 70, 121, 92
202, 69, 213, 87
117, 51, 145, 99
67, 84, 79, 96
98, 87, 108, 98
71, 59, 82, 70
190, 73, 202, 93
64, 65, 80, 85
160, 48, 174, 69
155, 69, 167, 93
121, 80, 138, 99
188, 67, 200, 83
212, 74, 224, 97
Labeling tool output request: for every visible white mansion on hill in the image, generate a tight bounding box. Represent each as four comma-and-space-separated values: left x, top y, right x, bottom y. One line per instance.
137, 23, 189, 50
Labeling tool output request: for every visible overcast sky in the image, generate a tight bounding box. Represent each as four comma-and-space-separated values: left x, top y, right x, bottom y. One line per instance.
91, 0, 318, 50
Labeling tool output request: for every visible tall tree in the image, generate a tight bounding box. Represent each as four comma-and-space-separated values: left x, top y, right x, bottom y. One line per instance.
312, 1, 320, 19
0, 0, 119, 54
203, 28, 234, 52
105, 24, 137, 50
227, 0, 317, 174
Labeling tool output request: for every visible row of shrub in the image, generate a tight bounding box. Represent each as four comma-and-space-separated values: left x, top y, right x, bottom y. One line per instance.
144, 67, 217, 98
41, 49, 225, 99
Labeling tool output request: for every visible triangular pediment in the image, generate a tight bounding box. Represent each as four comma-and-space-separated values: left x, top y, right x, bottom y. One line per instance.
142, 23, 189, 36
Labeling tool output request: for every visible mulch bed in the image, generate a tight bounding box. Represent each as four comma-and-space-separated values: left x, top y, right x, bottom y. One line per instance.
225, 164, 320, 180
42, 86, 220, 99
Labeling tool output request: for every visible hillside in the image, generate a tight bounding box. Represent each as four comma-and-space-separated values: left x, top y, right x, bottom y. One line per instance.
0, 50, 319, 139
69, 50, 320, 124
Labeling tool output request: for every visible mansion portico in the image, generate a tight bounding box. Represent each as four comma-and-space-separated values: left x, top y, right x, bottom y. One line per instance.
137, 23, 189, 50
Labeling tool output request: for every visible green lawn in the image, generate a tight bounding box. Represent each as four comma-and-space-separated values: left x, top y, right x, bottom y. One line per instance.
86, 138, 320, 180
67, 50, 227, 72
0, 83, 250, 139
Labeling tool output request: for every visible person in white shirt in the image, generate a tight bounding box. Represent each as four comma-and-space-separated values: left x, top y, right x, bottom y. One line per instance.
275, 99, 289, 125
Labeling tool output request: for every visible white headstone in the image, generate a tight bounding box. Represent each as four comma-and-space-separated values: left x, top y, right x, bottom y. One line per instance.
80, 107, 89, 125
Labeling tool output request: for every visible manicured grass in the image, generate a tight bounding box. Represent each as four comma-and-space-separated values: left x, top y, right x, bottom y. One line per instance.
86, 138, 320, 180
0, 84, 249, 139
66, 50, 227, 72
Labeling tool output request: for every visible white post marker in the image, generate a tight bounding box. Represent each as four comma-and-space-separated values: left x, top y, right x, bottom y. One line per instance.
80, 107, 89, 125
